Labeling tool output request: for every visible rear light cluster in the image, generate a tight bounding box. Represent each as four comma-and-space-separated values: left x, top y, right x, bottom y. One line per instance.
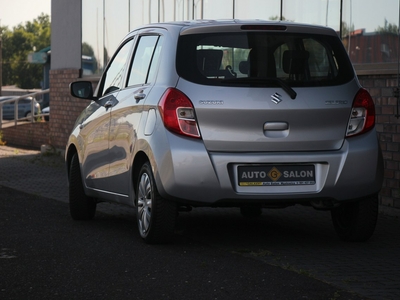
158, 88, 201, 138
346, 88, 375, 137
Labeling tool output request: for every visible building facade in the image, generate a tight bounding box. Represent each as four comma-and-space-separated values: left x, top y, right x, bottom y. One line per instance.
49, 0, 400, 215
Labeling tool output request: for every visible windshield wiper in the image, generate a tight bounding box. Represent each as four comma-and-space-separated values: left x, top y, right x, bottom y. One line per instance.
223, 77, 297, 99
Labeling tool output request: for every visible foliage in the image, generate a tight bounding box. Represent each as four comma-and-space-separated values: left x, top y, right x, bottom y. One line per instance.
269, 16, 289, 21
0, 13, 51, 89
376, 19, 399, 35
82, 42, 98, 74
0, 130, 6, 145
341, 21, 354, 38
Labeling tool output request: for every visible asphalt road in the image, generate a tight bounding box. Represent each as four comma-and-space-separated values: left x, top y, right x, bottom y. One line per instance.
0, 185, 364, 300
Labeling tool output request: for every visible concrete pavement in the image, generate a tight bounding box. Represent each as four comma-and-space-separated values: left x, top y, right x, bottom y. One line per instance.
1, 144, 399, 300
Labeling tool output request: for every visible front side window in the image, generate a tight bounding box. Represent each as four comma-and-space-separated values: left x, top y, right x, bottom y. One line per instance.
177, 31, 353, 87
100, 39, 134, 96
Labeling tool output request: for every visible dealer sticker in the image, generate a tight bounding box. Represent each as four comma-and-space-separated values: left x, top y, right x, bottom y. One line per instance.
238, 165, 315, 186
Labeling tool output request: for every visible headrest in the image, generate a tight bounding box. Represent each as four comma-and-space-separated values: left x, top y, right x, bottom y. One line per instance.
282, 50, 309, 74
197, 49, 223, 72
239, 61, 249, 74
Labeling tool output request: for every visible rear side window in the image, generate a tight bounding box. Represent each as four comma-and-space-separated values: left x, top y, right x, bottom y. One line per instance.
127, 35, 162, 87
176, 32, 353, 87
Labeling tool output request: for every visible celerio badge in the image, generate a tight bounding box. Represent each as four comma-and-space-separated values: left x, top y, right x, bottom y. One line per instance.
199, 100, 224, 105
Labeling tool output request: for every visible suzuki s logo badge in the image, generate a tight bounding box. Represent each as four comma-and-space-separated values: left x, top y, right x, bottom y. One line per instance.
271, 93, 282, 104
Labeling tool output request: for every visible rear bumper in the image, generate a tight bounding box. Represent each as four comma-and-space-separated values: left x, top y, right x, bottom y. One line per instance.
153, 129, 383, 205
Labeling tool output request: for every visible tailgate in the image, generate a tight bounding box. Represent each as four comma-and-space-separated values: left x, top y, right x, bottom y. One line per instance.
177, 80, 358, 152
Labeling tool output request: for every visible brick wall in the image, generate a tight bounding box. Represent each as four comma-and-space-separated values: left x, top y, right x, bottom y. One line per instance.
48, 69, 88, 149
1, 122, 50, 149
359, 74, 400, 213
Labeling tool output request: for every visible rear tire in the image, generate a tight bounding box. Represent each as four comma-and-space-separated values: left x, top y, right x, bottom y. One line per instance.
69, 153, 96, 220
331, 195, 378, 242
136, 162, 177, 244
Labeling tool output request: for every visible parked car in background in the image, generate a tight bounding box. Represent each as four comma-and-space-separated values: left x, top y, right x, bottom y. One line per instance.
42, 106, 50, 121
0, 96, 40, 120
66, 20, 383, 244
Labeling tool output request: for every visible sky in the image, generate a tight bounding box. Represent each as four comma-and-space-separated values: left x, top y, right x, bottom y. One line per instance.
0, 0, 397, 33
0, 0, 51, 28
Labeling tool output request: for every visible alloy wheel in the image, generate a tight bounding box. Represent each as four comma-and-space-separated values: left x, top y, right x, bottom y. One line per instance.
137, 172, 152, 236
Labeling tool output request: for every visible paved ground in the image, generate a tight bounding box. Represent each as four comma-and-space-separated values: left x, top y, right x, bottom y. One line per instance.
1, 144, 399, 300
1, 185, 365, 300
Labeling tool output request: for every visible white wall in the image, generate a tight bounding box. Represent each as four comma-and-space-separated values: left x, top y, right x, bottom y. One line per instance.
51, 0, 82, 70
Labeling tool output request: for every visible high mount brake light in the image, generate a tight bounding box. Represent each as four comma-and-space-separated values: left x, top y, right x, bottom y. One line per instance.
158, 88, 201, 138
241, 25, 287, 31
346, 88, 375, 137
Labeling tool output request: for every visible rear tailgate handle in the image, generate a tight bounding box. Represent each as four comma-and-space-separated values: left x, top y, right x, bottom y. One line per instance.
264, 122, 288, 131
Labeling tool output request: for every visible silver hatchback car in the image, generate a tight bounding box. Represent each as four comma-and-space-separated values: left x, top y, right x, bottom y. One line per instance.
66, 20, 383, 244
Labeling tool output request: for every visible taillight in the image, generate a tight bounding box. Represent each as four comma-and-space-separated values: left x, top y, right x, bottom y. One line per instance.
346, 88, 375, 137
158, 88, 200, 138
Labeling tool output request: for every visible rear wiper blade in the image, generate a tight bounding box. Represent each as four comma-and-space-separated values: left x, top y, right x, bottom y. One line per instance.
269, 78, 297, 100
223, 77, 297, 99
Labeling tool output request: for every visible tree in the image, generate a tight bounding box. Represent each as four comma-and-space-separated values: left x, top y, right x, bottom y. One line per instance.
269, 16, 290, 21
1, 13, 51, 89
82, 42, 99, 75
376, 19, 399, 35
341, 21, 355, 38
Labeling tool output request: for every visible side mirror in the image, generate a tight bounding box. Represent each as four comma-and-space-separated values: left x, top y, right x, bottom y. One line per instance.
70, 81, 95, 100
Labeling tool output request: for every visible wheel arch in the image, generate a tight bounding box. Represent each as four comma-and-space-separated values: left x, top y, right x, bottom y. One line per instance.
65, 144, 78, 182
132, 151, 150, 199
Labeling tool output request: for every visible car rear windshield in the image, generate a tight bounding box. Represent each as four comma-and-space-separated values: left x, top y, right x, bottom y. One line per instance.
176, 31, 354, 87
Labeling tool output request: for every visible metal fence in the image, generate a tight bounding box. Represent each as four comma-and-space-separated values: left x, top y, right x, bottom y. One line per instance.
0, 89, 50, 129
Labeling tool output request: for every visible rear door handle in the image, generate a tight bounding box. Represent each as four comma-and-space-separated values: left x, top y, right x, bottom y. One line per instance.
134, 93, 146, 101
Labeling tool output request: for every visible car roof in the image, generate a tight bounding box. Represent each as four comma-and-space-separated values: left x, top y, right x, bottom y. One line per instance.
0, 96, 15, 101
135, 19, 338, 36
